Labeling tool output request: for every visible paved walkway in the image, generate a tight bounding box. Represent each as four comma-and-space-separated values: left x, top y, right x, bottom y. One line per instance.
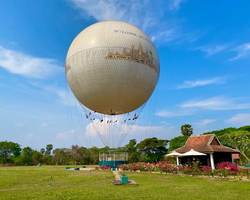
113, 171, 121, 181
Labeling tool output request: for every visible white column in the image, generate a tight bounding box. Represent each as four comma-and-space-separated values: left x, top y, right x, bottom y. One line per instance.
176, 157, 179, 166
231, 154, 234, 163
210, 153, 215, 170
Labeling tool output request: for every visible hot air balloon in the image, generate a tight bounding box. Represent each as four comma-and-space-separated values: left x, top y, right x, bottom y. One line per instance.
66, 21, 160, 148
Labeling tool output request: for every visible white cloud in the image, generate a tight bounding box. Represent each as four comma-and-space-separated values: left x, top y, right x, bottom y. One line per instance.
125, 124, 169, 138
56, 130, 87, 147
0, 45, 63, 78
84, 116, 178, 147
85, 118, 136, 147
169, 0, 184, 11
194, 44, 229, 56
151, 29, 177, 43
41, 123, 48, 127
126, 124, 179, 141
122, 124, 163, 135
160, 121, 171, 126
28, 82, 79, 107
118, 124, 179, 144
70, 0, 190, 44
85, 122, 98, 137
71, 0, 125, 21
177, 77, 226, 89
194, 119, 216, 126
70, 0, 156, 31
195, 42, 250, 60
230, 43, 250, 61
179, 96, 250, 110
57, 130, 76, 140
192, 119, 217, 135
85, 116, 126, 137
155, 110, 192, 117
225, 114, 250, 126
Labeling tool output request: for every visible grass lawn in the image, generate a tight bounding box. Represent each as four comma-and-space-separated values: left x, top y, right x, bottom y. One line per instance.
0, 166, 249, 200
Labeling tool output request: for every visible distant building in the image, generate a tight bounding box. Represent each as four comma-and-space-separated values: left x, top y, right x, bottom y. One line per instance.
106, 43, 158, 73
174, 134, 239, 169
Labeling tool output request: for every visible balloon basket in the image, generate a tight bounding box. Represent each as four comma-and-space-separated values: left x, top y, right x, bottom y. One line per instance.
99, 151, 128, 167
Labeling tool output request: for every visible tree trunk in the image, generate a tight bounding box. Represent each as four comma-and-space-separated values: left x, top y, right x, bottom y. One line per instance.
240, 151, 250, 163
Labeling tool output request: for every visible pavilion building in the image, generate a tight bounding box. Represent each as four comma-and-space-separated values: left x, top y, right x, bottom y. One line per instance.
174, 134, 239, 169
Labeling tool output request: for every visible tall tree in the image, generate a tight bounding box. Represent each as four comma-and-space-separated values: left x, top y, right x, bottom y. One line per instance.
125, 139, 140, 163
136, 137, 169, 162
40, 148, 45, 155
32, 150, 43, 165
238, 126, 250, 132
218, 130, 250, 163
45, 144, 53, 155
0, 141, 21, 164
168, 136, 189, 153
181, 124, 193, 136
52, 148, 71, 165
89, 146, 101, 164
203, 127, 238, 137
52, 148, 62, 165
101, 146, 110, 152
71, 145, 86, 165
42, 154, 52, 165
20, 147, 33, 165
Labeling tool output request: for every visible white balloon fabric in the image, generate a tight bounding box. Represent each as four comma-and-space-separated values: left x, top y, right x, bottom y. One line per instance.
66, 21, 160, 115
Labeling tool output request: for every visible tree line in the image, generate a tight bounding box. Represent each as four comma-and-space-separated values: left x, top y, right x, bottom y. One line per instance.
0, 125, 249, 166
0, 137, 169, 166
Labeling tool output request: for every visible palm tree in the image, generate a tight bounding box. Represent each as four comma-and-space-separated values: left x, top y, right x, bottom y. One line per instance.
181, 124, 193, 136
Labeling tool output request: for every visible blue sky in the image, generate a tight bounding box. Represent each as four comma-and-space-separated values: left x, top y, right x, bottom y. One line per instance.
1, 0, 250, 150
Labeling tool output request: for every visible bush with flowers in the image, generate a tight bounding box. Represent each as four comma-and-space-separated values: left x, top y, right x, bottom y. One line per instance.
99, 161, 250, 180
174, 161, 201, 176
201, 166, 212, 176
213, 161, 247, 178
99, 165, 111, 170
110, 161, 250, 180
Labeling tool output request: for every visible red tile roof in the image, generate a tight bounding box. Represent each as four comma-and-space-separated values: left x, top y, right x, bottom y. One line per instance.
210, 145, 238, 153
175, 134, 239, 153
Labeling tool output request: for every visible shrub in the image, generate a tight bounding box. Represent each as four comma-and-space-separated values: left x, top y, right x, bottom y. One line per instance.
102, 161, 248, 180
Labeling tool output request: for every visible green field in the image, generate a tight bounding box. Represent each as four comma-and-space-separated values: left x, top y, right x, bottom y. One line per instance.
0, 166, 249, 200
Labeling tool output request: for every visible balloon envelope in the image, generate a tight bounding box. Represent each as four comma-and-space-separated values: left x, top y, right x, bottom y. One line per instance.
66, 21, 160, 115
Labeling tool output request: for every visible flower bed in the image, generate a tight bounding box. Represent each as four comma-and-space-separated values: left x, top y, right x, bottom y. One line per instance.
116, 161, 250, 180
99, 165, 111, 170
